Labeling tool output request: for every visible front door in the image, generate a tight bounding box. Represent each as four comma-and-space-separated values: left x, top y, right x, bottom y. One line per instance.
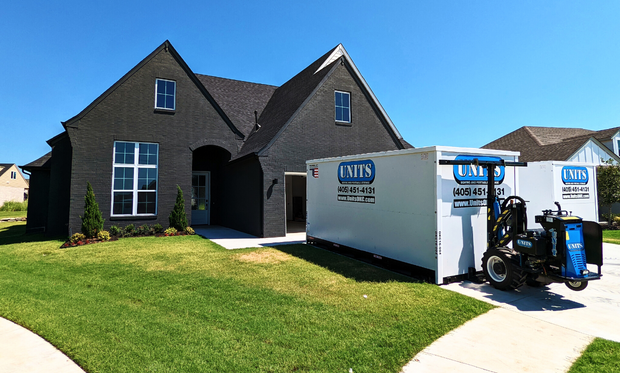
191, 172, 210, 225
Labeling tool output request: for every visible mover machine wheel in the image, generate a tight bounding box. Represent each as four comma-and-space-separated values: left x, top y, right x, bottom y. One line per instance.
566, 281, 588, 291
482, 249, 526, 290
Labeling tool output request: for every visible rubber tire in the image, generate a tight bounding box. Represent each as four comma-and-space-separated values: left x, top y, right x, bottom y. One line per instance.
566, 281, 588, 291
482, 248, 527, 291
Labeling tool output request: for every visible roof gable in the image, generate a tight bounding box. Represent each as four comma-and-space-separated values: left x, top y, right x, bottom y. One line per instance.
62, 41, 245, 139
236, 44, 407, 158
0, 163, 28, 185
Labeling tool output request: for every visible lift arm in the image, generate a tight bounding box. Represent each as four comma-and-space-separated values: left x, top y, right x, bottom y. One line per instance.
439, 158, 527, 248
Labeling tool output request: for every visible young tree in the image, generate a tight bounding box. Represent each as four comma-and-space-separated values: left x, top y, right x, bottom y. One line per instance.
597, 160, 620, 224
81, 182, 104, 238
169, 185, 188, 231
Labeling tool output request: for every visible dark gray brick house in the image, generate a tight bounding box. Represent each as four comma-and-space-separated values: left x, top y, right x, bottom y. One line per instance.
22, 41, 411, 237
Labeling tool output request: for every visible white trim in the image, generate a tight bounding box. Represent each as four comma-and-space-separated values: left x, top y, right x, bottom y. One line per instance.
567, 137, 620, 165
285, 172, 307, 177
110, 141, 159, 217
315, 44, 404, 141
334, 90, 351, 123
154, 78, 176, 110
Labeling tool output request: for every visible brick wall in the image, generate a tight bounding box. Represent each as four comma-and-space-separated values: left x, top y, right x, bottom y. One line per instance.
65, 47, 239, 235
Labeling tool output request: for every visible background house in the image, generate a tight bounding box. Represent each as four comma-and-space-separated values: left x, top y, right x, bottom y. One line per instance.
0, 164, 28, 206
483, 126, 620, 164
484, 126, 620, 219
22, 41, 411, 237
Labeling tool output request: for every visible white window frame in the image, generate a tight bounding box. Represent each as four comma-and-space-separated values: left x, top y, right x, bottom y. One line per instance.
154, 78, 176, 110
334, 90, 351, 123
111, 141, 159, 217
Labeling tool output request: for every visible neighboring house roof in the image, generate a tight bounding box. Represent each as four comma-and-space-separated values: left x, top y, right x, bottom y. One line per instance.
197, 75, 278, 137
483, 126, 620, 163
21, 152, 52, 171
0, 163, 29, 188
0, 164, 12, 178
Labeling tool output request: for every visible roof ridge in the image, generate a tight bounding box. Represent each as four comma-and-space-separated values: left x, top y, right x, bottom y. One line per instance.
196, 74, 279, 88
523, 126, 543, 146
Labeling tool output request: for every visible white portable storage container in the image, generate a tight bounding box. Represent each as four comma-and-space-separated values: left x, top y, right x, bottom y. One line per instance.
306, 146, 520, 284
518, 161, 599, 223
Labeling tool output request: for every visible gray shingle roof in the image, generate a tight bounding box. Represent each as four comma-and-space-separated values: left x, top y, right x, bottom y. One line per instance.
21, 152, 52, 171
483, 126, 620, 162
196, 75, 277, 137
235, 46, 340, 158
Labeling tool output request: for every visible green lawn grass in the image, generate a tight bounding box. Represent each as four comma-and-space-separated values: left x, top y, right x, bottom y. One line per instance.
0, 210, 27, 219
0, 221, 493, 373
569, 338, 620, 373
603, 229, 620, 244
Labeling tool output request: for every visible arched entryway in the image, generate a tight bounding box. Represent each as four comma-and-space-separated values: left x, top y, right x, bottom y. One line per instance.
191, 145, 231, 226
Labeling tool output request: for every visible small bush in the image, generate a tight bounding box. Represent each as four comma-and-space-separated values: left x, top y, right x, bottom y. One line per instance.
136, 224, 150, 236
97, 231, 111, 241
153, 224, 164, 234
80, 182, 104, 238
70, 233, 86, 244
123, 224, 135, 237
0, 200, 28, 212
614, 216, 620, 224
109, 225, 121, 236
185, 227, 195, 235
164, 227, 178, 236
169, 186, 188, 231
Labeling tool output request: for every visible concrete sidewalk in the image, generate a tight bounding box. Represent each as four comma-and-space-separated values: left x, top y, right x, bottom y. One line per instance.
193, 225, 306, 249
0, 317, 84, 373
403, 242, 620, 372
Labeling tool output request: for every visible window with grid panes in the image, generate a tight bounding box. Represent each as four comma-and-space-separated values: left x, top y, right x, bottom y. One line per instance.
111, 142, 158, 216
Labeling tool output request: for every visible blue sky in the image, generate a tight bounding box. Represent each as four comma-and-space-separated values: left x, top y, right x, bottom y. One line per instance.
2, 1, 620, 172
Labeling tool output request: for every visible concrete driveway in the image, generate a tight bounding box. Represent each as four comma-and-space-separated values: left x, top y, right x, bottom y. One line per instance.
444, 242, 620, 343
403, 242, 620, 373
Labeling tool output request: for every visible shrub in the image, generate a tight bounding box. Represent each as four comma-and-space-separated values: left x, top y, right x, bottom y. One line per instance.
123, 224, 135, 237
70, 233, 86, 244
80, 182, 104, 238
97, 230, 111, 241
136, 224, 150, 236
185, 226, 195, 235
164, 227, 178, 236
168, 185, 188, 231
109, 225, 121, 236
153, 224, 164, 234
0, 200, 28, 212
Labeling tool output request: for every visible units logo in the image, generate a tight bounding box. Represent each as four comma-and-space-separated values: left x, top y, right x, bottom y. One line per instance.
338, 160, 375, 184
453, 155, 505, 185
562, 166, 588, 185
517, 239, 533, 248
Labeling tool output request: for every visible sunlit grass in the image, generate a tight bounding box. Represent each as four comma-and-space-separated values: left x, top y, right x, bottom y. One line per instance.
569, 338, 620, 373
0, 224, 493, 372
603, 229, 620, 244
0, 210, 27, 219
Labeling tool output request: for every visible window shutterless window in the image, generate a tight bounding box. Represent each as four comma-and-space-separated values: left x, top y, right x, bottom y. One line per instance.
10, 171, 17, 179
111, 141, 158, 216
335, 91, 351, 123
155, 79, 176, 110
